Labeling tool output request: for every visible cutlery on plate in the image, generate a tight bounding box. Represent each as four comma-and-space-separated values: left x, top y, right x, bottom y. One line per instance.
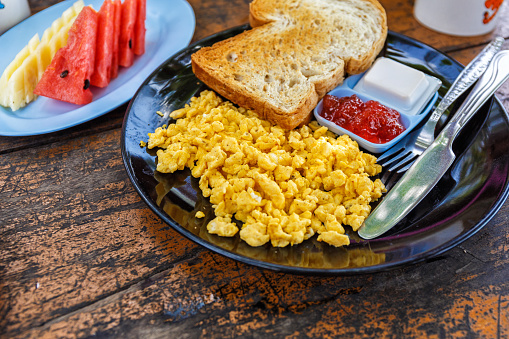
359, 49, 509, 240
377, 37, 504, 184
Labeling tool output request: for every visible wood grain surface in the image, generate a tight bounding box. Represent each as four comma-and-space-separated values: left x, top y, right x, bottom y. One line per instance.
1, 0, 509, 338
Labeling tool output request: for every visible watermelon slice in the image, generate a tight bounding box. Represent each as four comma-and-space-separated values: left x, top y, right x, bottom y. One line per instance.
133, 0, 146, 55
90, 0, 115, 88
119, 0, 137, 67
110, 0, 121, 79
34, 6, 98, 105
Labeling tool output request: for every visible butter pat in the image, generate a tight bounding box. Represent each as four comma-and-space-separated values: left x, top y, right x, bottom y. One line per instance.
354, 57, 441, 116
359, 58, 428, 109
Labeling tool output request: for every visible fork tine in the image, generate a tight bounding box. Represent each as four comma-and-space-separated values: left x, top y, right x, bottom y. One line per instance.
396, 158, 417, 173
377, 125, 425, 163
377, 143, 404, 162
387, 152, 418, 172
379, 149, 411, 168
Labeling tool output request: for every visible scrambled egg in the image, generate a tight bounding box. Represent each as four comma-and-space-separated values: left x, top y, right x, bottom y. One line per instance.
147, 90, 386, 248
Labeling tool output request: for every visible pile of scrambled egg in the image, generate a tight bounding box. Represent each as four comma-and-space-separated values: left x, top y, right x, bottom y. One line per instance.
147, 90, 386, 248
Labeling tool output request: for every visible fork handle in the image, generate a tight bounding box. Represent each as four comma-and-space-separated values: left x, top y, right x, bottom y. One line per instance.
420, 37, 504, 139
447, 50, 509, 140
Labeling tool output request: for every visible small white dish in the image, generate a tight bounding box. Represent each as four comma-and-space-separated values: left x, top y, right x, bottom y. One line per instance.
314, 58, 441, 153
0, 0, 195, 136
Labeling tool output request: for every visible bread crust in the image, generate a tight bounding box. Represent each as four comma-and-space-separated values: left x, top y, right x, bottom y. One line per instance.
191, 0, 388, 130
343, 0, 387, 74
192, 56, 325, 129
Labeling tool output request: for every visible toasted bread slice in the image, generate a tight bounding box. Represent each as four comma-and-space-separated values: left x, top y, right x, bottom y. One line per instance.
191, 0, 387, 129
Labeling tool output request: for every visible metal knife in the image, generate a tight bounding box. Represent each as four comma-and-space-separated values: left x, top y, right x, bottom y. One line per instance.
359, 50, 509, 240
411, 37, 505, 151
431, 37, 504, 122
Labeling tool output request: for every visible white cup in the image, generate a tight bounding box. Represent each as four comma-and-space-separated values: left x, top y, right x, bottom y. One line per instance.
414, 0, 505, 36
0, 0, 31, 35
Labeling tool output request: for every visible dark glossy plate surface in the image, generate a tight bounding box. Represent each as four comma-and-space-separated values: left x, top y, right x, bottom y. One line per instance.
121, 25, 509, 275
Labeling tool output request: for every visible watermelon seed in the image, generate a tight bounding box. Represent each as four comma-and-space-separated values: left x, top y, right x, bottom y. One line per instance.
129, 39, 132, 49
60, 70, 69, 78
84, 79, 90, 90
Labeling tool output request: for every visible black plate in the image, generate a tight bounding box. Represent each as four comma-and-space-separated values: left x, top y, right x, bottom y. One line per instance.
121, 25, 509, 275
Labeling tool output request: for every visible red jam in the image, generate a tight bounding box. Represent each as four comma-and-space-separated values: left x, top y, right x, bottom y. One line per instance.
320, 94, 405, 144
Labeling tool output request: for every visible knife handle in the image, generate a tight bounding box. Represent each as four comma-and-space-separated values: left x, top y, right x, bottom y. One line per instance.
429, 37, 504, 124
447, 50, 509, 141
418, 37, 503, 146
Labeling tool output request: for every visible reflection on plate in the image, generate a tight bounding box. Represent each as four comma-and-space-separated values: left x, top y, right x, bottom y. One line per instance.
153, 169, 387, 269
0, 0, 195, 136
122, 26, 509, 275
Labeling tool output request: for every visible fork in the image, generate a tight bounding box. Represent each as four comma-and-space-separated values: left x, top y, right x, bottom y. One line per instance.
377, 37, 504, 184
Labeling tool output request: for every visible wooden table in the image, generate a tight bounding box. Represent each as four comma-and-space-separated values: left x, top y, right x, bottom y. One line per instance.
1, 0, 508, 337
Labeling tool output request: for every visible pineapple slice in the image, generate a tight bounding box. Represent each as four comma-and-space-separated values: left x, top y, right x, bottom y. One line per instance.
0, 34, 40, 108
23, 53, 40, 104
6, 66, 27, 111
0, 0, 85, 111
36, 44, 52, 81
44, 19, 75, 60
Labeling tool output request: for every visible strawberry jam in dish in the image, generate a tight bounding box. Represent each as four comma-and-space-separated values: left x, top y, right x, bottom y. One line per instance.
320, 94, 405, 144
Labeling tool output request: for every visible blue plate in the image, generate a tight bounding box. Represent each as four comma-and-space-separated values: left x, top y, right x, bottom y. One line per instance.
0, 0, 195, 136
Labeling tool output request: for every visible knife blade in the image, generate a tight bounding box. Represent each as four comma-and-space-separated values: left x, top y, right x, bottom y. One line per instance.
359, 50, 509, 240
